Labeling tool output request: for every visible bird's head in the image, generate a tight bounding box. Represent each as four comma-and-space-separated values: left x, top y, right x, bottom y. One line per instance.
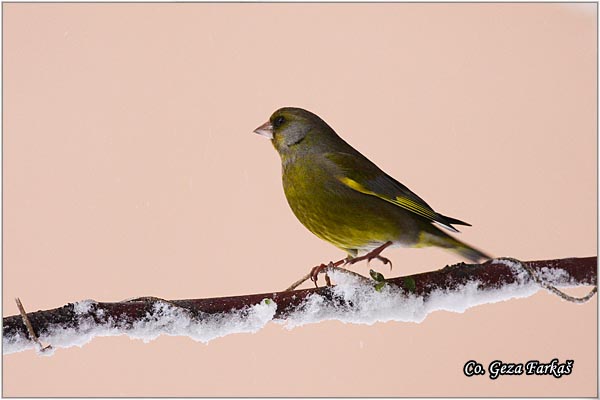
253, 107, 335, 159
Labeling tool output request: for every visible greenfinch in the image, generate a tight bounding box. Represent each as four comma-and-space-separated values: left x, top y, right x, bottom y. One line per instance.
254, 107, 489, 280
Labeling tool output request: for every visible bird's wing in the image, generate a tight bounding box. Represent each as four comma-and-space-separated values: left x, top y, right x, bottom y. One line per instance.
324, 152, 470, 232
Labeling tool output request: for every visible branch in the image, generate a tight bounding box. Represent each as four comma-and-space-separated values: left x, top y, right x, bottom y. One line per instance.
3, 256, 596, 355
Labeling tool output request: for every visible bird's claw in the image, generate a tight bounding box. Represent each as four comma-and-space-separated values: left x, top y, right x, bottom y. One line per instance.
364, 255, 392, 270
310, 262, 334, 287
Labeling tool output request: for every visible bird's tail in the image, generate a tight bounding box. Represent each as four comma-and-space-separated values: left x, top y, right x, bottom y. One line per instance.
419, 230, 490, 263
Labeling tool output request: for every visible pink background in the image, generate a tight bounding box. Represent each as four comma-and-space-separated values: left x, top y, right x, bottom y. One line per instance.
3, 3, 597, 396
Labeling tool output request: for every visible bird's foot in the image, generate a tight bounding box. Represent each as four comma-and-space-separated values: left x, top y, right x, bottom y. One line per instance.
345, 241, 394, 270
311, 261, 339, 287
310, 258, 349, 287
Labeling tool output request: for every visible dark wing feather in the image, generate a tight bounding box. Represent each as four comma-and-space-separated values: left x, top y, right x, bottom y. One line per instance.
324, 152, 470, 232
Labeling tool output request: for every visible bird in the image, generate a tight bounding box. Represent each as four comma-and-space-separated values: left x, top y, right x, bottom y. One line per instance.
253, 107, 490, 285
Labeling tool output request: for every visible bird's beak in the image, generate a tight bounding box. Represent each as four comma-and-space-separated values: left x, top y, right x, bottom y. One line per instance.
253, 121, 274, 140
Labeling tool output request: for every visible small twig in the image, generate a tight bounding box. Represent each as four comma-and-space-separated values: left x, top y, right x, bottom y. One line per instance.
496, 257, 597, 303
284, 272, 312, 291
15, 298, 52, 353
544, 285, 598, 303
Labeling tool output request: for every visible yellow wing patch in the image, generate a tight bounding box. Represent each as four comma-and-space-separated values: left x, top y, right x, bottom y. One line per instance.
338, 176, 439, 222
339, 177, 377, 195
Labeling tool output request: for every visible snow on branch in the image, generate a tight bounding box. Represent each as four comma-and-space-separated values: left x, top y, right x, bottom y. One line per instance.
3, 256, 597, 356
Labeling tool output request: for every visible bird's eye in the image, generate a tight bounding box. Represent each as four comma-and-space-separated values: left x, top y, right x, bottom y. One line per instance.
273, 116, 286, 129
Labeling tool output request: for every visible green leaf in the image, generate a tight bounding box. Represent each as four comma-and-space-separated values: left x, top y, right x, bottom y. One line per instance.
374, 282, 386, 292
403, 277, 416, 292
263, 298, 272, 305
370, 269, 385, 282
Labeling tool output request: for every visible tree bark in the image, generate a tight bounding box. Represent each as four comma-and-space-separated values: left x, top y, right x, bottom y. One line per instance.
3, 256, 597, 352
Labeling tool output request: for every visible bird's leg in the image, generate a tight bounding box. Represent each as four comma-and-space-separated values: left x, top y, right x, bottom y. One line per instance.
344, 241, 394, 270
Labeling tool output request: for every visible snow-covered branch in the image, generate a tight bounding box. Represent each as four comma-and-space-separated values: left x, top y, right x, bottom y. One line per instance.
3, 257, 596, 356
